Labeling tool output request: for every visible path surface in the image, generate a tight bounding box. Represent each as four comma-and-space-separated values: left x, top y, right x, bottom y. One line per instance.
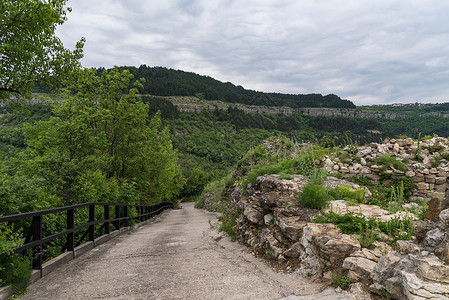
21, 203, 346, 300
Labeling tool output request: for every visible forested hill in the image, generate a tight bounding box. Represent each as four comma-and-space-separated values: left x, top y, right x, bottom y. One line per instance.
111, 65, 355, 109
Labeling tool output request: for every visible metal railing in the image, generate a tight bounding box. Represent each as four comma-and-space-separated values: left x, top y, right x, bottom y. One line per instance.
0, 201, 174, 273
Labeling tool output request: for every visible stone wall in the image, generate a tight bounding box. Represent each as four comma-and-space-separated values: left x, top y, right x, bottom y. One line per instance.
324, 137, 449, 199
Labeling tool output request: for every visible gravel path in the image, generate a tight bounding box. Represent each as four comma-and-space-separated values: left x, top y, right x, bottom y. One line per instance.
21, 202, 344, 300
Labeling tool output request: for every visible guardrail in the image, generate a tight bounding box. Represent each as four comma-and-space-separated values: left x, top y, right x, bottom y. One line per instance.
0, 201, 174, 277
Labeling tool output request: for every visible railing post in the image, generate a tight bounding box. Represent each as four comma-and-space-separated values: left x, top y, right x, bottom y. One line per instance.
145, 206, 149, 221
89, 204, 95, 241
124, 206, 128, 227
104, 204, 110, 234
114, 206, 120, 230
31, 215, 43, 270
67, 209, 74, 251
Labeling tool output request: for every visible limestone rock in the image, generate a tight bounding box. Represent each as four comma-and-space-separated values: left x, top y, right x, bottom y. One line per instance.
275, 214, 307, 241
416, 182, 429, 190
424, 227, 445, 247
413, 220, 434, 243
260, 229, 283, 260
357, 148, 372, 157
264, 213, 274, 225
396, 240, 420, 255
342, 256, 377, 278
317, 234, 361, 264
415, 255, 449, 283
284, 241, 302, 258
439, 208, 449, 227
244, 206, 263, 225
425, 195, 449, 221
402, 271, 449, 299
435, 236, 449, 264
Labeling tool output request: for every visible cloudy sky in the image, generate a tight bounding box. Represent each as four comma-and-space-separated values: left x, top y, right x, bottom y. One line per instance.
56, 0, 449, 105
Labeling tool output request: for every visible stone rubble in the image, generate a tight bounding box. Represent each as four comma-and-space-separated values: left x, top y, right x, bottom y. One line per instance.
229, 137, 449, 299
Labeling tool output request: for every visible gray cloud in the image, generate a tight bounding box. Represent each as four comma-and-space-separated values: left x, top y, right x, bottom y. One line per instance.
57, 0, 449, 105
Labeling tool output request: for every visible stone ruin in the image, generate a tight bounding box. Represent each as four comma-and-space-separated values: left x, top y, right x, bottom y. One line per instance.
228, 137, 449, 299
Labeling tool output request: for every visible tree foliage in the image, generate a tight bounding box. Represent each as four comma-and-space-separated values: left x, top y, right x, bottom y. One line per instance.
1, 68, 184, 209
0, 0, 85, 101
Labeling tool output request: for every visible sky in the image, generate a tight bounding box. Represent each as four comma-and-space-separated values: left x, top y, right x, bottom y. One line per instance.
56, 0, 449, 106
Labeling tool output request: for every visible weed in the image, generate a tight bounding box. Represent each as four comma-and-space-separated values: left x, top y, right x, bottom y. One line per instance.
218, 208, 242, 240
332, 275, 351, 289
388, 181, 405, 212
320, 261, 328, 273
375, 154, 408, 171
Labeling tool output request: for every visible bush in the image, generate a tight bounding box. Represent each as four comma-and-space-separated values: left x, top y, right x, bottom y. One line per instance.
0, 255, 31, 291
328, 185, 365, 203
298, 183, 332, 210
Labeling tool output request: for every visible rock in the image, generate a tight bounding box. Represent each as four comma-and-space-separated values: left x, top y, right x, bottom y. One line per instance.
406, 170, 416, 177
414, 221, 435, 242
284, 242, 302, 258
264, 213, 274, 225
351, 248, 383, 263
425, 195, 449, 221
435, 176, 447, 185
298, 223, 340, 276
317, 234, 361, 264
440, 208, 449, 227
413, 173, 425, 182
415, 255, 449, 283
435, 236, 449, 263
342, 256, 377, 278
423, 156, 431, 168
416, 182, 429, 190
424, 227, 445, 247
425, 174, 436, 184
396, 240, 421, 255
357, 148, 372, 157
393, 143, 400, 153
275, 214, 307, 241
402, 271, 449, 299
349, 282, 375, 299
360, 158, 367, 166
244, 205, 264, 225
260, 229, 283, 260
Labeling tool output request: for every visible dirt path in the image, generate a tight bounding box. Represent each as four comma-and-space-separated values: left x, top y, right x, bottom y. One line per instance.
21, 203, 347, 300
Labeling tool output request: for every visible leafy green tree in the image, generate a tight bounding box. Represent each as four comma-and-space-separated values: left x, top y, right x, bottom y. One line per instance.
0, 0, 85, 101
19, 68, 184, 205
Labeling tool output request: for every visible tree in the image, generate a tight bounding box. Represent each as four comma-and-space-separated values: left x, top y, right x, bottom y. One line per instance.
0, 0, 85, 101
20, 68, 185, 205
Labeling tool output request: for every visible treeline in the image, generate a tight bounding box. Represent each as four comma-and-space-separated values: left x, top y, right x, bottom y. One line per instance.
108, 65, 356, 109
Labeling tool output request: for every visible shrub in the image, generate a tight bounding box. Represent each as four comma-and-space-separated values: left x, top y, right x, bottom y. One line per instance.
298, 183, 332, 210
375, 153, 397, 165
328, 185, 365, 203
0, 255, 31, 291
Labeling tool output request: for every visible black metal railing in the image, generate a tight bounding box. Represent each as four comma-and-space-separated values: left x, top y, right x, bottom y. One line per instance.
0, 201, 173, 272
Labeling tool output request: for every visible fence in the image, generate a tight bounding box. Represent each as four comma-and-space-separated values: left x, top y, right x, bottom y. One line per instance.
0, 201, 174, 277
